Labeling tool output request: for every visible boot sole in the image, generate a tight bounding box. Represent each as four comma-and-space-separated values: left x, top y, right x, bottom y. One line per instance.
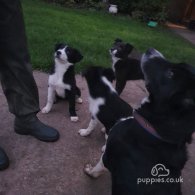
15, 128, 59, 142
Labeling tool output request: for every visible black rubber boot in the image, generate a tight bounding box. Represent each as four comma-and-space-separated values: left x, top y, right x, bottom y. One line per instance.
14, 115, 60, 142
0, 147, 9, 170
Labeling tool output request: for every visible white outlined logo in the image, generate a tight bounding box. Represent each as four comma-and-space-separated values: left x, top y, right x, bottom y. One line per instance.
137, 163, 183, 185
151, 164, 170, 177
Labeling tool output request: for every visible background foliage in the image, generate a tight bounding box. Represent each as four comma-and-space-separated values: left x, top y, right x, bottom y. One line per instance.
22, 0, 195, 72
44, 0, 169, 22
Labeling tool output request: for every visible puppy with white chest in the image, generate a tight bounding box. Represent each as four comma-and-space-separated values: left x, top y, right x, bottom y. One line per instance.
110, 39, 144, 95
84, 48, 195, 195
78, 66, 133, 140
42, 43, 83, 122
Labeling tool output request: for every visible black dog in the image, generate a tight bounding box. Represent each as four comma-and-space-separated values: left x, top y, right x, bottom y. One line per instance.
110, 39, 144, 95
42, 43, 83, 122
85, 49, 195, 195
78, 66, 133, 149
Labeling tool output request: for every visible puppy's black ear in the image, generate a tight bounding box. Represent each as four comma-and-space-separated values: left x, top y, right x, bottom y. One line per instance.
54, 43, 66, 51
55, 43, 60, 51
81, 64, 92, 77
115, 38, 122, 43
70, 49, 83, 63
81, 68, 87, 78
102, 68, 115, 83
125, 43, 134, 54
82, 66, 103, 79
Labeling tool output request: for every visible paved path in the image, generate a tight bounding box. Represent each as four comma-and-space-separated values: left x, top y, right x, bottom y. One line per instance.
0, 71, 194, 195
166, 22, 195, 46
172, 28, 195, 45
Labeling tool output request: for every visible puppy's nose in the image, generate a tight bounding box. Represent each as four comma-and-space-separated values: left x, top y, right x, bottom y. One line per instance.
145, 48, 155, 56
56, 51, 61, 56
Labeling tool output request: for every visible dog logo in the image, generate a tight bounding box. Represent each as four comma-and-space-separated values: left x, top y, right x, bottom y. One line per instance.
151, 164, 170, 177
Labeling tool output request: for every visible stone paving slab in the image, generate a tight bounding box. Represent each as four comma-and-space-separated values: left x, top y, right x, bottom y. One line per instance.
166, 22, 195, 46
172, 28, 195, 45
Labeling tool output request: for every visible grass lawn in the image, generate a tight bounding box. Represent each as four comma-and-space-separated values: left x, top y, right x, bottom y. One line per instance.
22, 0, 195, 72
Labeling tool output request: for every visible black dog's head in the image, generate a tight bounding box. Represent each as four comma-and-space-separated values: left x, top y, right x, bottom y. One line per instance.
54, 43, 83, 64
82, 66, 115, 83
110, 39, 134, 59
141, 48, 195, 110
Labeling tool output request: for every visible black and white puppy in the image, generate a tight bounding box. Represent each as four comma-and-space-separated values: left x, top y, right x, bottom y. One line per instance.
85, 49, 195, 195
42, 43, 83, 122
78, 66, 133, 140
110, 39, 144, 95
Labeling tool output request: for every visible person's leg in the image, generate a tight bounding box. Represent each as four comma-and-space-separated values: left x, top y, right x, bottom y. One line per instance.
0, 0, 59, 169
0, 0, 40, 116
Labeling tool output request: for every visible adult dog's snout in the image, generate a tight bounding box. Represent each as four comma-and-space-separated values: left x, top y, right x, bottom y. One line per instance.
144, 48, 164, 59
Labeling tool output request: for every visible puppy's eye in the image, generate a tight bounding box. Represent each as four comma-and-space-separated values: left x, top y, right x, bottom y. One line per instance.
166, 70, 174, 79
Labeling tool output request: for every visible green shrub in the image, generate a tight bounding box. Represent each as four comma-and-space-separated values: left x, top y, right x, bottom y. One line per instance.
109, 0, 169, 23
44, 0, 169, 23
44, 0, 103, 7
132, 0, 169, 23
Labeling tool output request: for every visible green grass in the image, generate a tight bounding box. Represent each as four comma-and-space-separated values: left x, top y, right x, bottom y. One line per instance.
22, 0, 195, 72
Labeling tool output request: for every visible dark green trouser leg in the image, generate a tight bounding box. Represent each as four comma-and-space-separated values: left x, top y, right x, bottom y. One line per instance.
0, 0, 40, 117
0, 0, 59, 145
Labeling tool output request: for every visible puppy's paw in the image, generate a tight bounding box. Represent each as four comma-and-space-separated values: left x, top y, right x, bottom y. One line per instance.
78, 129, 91, 136
70, 116, 79, 122
76, 97, 83, 104
101, 127, 106, 133
41, 106, 50, 114
84, 164, 93, 174
84, 164, 97, 178
101, 145, 106, 153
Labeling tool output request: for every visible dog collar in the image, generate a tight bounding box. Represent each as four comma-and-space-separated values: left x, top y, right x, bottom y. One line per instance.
133, 110, 173, 143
